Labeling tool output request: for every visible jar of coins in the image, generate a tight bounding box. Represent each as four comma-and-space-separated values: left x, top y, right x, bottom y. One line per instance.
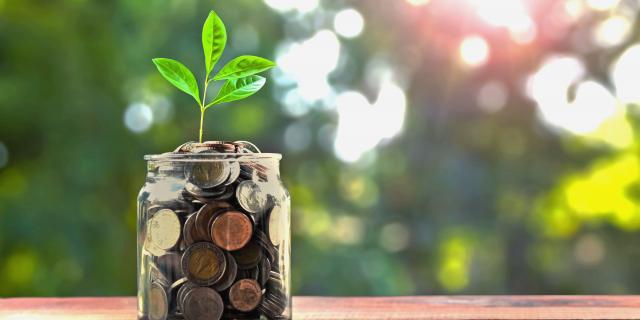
137, 141, 291, 320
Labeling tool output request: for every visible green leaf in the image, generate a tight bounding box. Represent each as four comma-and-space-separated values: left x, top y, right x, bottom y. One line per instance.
152, 58, 201, 105
209, 75, 266, 106
213, 55, 275, 81
202, 10, 227, 76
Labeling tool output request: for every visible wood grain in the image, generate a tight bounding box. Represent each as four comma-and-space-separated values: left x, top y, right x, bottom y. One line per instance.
1, 296, 640, 319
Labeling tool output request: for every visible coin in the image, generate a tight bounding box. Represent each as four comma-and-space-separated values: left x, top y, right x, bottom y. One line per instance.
183, 214, 198, 247
267, 204, 286, 246
155, 252, 184, 281
257, 258, 271, 287
211, 251, 237, 292
148, 209, 182, 251
182, 286, 224, 320
177, 281, 198, 312
234, 141, 261, 153
229, 279, 262, 312
195, 202, 232, 242
149, 282, 169, 320
210, 211, 253, 251
223, 161, 241, 186
235, 180, 266, 214
231, 241, 262, 270
255, 230, 278, 265
184, 182, 230, 202
188, 161, 230, 189
182, 242, 226, 286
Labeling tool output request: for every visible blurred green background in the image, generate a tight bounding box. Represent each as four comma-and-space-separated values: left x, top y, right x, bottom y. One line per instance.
1, 0, 640, 296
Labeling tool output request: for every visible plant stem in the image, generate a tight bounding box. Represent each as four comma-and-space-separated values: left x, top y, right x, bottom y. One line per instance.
199, 108, 204, 143
199, 74, 210, 143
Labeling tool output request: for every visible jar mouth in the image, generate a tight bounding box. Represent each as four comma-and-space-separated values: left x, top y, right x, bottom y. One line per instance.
144, 152, 282, 162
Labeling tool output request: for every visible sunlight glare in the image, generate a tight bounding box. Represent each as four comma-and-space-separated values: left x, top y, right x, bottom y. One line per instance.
263, 0, 319, 13
585, 0, 620, 11
334, 80, 406, 162
276, 30, 341, 103
611, 44, 640, 104
459, 36, 489, 67
334, 8, 365, 39
528, 56, 620, 136
593, 15, 632, 48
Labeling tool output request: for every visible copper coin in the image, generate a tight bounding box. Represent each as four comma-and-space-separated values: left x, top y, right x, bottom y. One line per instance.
210, 211, 253, 251
182, 286, 224, 320
182, 242, 226, 286
229, 279, 263, 312
195, 202, 231, 242
149, 282, 169, 320
231, 241, 262, 269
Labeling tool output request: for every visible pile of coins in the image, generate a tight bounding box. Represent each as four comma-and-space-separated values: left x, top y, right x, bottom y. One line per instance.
142, 141, 288, 320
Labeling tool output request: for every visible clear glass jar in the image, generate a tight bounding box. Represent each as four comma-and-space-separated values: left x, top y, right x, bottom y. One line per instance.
137, 152, 291, 320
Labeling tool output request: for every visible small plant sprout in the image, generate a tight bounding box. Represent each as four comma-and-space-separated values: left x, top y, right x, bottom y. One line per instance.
153, 11, 275, 142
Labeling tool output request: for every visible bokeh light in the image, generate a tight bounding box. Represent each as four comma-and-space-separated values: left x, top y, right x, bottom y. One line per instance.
276, 30, 340, 103
592, 15, 632, 48
476, 81, 508, 113
585, 0, 620, 11
459, 36, 490, 67
611, 44, 640, 104
334, 8, 365, 39
334, 79, 406, 162
124, 102, 153, 133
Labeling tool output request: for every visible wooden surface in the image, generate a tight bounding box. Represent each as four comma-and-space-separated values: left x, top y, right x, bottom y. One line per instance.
2, 296, 640, 319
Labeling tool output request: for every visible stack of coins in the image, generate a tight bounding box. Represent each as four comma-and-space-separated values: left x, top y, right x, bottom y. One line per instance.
142, 141, 288, 320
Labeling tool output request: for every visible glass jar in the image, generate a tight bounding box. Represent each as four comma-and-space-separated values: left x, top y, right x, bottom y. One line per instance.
137, 152, 291, 320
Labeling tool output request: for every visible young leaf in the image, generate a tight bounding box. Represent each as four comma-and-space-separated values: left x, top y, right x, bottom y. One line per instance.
209, 75, 266, 106
152, 58, 201, 105
212, 55, 275, 81
202, 11, 226, 76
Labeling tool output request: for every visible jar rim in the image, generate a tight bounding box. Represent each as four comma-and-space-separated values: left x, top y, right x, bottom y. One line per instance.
144, 152, 282, 162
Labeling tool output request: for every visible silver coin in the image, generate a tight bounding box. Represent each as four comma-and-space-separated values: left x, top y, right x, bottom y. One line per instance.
223, 161, 241, 186
235, 180, 267, 214
149, 282, 169, 320
234, 141, 261, 153
148, 209, 182, 251
188, 161, 230, 189
182, 287, 224, 320
267, 204, 287, 246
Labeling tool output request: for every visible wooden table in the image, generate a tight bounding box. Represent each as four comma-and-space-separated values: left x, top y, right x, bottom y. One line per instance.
1, 296, 640, 319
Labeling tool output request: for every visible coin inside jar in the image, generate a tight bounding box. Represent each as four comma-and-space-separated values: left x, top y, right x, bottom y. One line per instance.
267, 204, 286, 246
195, 202, 231, 242
235, 180, 267, 214
231, 240, 262, 269
149, 282, 169, 320
189, 161, 230, 189
229, 279, 263, 312
182, 286, 224, 320
181, 242, 226, 286
210, 211, 253, 251
148, 209, 182, 251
